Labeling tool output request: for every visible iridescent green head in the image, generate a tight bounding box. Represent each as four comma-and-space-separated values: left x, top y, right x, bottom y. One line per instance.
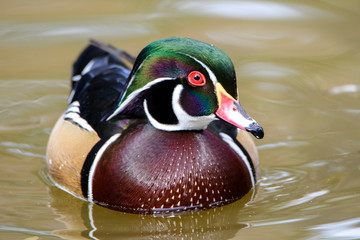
126, 37, 237, 98
107, 37, 263, 138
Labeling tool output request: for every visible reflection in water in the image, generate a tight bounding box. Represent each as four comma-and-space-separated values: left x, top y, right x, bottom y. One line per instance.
239, 62, 299, 79
275, 189, 329, 210
258, 140, 309, 150
1, 0, 360, 239
308, 218, 360, 240
173, 1, 332, 20
329, 84, 359, 95
3, 21, 153, 44
48, 186, 252, 239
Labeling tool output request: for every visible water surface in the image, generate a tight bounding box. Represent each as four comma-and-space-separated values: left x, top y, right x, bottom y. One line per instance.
1, 0, 360, 239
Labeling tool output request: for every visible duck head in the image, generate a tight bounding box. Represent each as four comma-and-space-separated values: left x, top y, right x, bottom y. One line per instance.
107, 37, 263, 139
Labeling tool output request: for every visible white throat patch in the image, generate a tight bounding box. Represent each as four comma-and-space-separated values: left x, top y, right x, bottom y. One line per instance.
144, 84, 215, 131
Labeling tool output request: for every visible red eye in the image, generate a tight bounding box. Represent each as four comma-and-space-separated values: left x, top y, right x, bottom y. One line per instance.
187, 71, 206, 87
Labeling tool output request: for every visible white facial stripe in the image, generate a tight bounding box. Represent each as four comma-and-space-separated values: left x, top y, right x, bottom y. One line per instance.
182, 53, 218, 85
144, 99, 180, 131
219, 132, 255, 188
143, 84, 215, 131
109, 51, 218, 121
88, 133, 121, 202
172, 85, 215, 130
114, 61, 145, 110
107, 77, 174, 120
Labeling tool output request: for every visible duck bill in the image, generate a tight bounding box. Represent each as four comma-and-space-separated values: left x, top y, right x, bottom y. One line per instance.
215, 83, 264, 139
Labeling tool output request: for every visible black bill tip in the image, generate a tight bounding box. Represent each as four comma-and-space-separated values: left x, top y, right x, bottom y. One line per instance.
245, 122, 264, 139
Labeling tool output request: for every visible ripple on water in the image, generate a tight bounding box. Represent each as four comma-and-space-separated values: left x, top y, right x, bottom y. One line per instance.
0, 79, 68, 132
1, 19, 155, 44
171, 1, 337, 20
243, 167, 318, 228
307, 218, 360, 240
275, 189, 329, 211
258, 167, 307, 194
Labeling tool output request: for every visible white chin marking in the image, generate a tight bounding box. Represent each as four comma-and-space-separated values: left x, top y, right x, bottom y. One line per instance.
143, 84, 215, 131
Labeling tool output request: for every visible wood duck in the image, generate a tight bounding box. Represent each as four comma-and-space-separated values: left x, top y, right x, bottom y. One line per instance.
46, 37, 264, 214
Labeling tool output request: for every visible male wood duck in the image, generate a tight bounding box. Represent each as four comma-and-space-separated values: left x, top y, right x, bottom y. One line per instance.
46, 37, 264, 214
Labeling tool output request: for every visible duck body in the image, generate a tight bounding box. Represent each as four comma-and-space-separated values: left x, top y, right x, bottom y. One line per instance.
47, 37, 263, 214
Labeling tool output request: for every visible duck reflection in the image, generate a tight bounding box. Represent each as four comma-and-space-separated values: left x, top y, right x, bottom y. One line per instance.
48, 186, 253, 239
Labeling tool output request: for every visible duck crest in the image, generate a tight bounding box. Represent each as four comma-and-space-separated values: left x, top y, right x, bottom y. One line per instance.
111, 37, 237, 118
46, 37, 264, 214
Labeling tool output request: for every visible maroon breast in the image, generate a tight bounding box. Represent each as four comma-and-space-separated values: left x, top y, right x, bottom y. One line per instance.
91, 123, 252, 213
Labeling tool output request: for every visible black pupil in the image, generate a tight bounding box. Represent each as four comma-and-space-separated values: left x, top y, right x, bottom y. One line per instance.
194, 74, 200, 81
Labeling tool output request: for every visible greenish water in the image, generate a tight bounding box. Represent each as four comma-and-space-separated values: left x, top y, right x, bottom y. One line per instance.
1, 0, 360, 239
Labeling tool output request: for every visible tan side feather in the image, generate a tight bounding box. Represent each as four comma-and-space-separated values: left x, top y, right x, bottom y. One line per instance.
236, 130, 260, 177
46, 117, 100, 198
